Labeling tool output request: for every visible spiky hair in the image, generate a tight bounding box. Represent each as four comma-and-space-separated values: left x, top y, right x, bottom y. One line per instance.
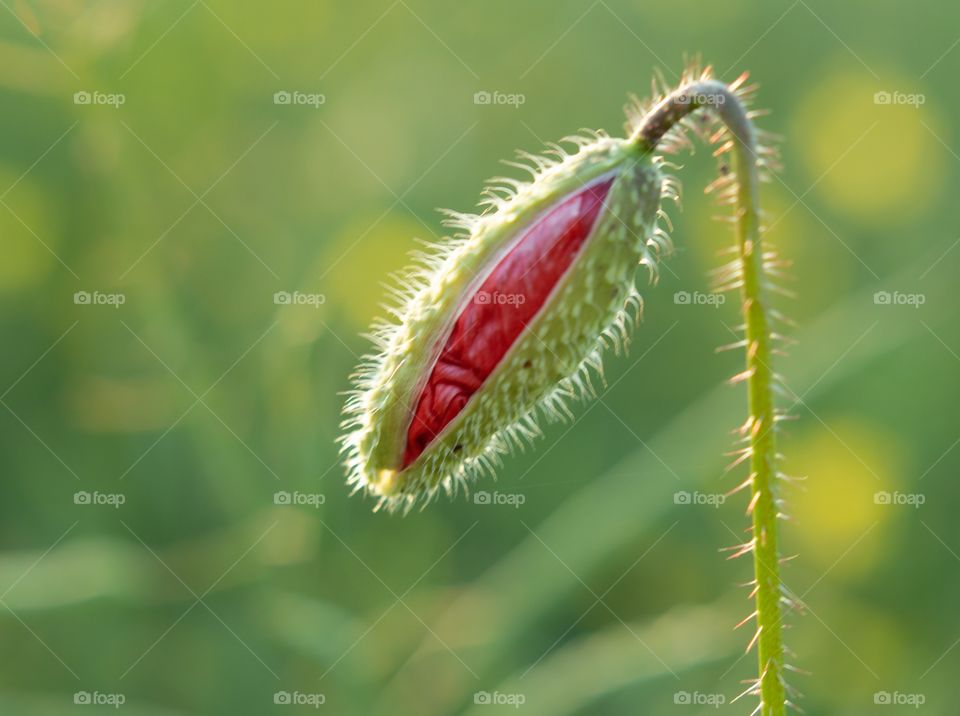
340, 131, 670, 512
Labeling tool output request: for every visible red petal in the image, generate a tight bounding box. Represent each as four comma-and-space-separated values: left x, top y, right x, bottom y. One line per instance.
403, 176, 615, 467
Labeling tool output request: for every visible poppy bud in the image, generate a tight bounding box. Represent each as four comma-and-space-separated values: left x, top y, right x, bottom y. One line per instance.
341, 132, 667, 511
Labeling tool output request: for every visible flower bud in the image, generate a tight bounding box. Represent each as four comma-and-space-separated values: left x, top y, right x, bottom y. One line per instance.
341, 133, 665, 511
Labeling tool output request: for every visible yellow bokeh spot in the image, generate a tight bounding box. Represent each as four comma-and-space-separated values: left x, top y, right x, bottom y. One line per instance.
791, 70, 944, 222
783, 418, 904, 578
0, 170, 58, 292
320, 214, 423, 329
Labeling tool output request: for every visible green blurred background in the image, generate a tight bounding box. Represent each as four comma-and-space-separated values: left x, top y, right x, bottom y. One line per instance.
1, 1, 957, 714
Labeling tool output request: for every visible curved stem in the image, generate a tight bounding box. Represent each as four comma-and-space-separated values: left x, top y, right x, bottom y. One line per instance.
634, 80, 786, 716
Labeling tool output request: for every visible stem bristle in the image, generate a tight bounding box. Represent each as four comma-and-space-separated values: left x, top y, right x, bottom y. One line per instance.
632, 62, 793, 716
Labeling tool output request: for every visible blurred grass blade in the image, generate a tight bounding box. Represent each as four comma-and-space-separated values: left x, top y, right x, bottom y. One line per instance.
460, 599, 743, 716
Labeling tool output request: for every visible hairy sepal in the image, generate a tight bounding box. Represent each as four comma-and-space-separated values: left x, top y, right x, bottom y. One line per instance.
342, 136, 663, 512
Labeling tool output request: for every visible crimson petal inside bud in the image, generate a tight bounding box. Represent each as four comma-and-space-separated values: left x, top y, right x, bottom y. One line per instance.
403, 176, 616, 467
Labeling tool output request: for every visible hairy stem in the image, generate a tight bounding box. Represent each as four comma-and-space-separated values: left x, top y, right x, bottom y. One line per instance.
633, 80, 786, 716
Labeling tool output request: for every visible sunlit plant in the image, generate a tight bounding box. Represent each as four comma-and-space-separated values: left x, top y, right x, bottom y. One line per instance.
341, 63, 793, 715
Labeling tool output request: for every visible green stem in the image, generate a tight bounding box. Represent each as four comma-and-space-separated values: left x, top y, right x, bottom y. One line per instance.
633, 80, 786, 716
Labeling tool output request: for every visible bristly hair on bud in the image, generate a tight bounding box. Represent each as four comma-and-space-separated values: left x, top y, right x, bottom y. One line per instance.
340, 130, 667, 513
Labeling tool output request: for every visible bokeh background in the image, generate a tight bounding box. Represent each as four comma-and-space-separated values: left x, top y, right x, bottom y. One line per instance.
1, 1, 958, 714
